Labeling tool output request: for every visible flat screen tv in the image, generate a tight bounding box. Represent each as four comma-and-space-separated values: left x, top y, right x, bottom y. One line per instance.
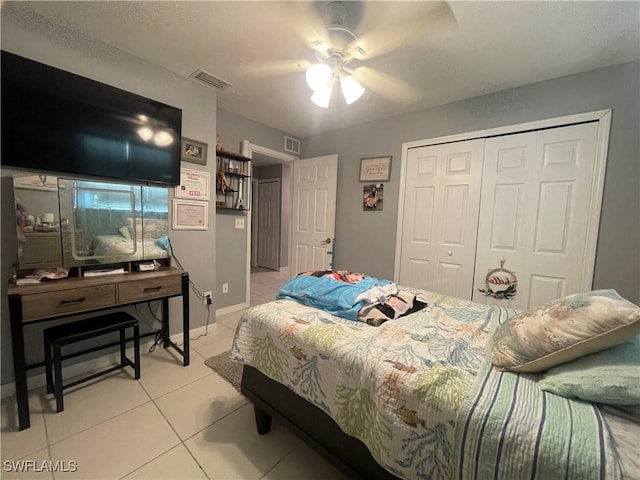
1, 51, 182, 186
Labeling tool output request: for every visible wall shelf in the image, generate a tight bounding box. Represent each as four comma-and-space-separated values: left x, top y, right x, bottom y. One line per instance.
216, 150, 251, 212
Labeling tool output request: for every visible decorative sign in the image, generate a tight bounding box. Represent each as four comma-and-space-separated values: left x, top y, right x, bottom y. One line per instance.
360, 156, 392, 182
172, 199, 208, 230
363, 184, 384, 211
478, 259, 518, 300
175, 168, 210, 200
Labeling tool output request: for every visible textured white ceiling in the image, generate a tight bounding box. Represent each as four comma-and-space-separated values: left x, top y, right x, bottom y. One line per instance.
3, 1, 639, 139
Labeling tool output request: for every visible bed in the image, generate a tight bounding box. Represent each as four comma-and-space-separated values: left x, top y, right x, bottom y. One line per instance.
90, 217, 170, 262
91, 234, 168, 261
231, 275, 639, 480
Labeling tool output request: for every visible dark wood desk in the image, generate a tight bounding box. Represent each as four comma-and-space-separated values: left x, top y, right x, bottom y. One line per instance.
7, 268, 190, 430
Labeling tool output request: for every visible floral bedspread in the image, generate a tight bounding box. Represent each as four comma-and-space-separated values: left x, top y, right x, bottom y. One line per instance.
231, 288, 515, 480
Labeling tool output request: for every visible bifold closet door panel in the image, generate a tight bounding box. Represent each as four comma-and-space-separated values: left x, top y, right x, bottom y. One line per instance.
398, 139, 484, 299
472, 122, 600, 310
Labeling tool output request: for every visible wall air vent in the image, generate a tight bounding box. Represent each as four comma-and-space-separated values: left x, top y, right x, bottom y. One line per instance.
189, 69, 232, 89
284, 136, 301, 154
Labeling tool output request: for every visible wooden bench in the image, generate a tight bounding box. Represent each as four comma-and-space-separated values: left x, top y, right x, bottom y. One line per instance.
43, 312, 140, 413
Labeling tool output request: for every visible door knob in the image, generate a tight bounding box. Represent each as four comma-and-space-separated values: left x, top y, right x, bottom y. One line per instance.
448, 250, 453, 256
320, 238, 332, 245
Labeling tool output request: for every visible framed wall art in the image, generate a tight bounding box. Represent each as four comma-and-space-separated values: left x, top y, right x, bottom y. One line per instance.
172, 199, 208, 230
181, 137, 208, 165
363, 184, 384, 211
174, 168, 210, 201
359, 156, 391, 182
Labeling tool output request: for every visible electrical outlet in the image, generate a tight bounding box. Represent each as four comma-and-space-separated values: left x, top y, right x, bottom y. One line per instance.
222, 283, 229, 294
203, 291, 212, 306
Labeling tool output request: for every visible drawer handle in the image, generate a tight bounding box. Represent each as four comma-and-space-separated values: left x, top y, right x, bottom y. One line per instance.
59, 297, 86, 305
143, 286, 162, 293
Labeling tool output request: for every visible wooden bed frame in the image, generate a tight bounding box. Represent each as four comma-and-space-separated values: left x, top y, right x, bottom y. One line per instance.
241, 365, 401, 480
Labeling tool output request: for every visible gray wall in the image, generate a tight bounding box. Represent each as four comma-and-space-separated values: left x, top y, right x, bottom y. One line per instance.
215, 110, 294, 308
303, 61, 640, 304
1, 15, 218, 385
217, 109, 293, 155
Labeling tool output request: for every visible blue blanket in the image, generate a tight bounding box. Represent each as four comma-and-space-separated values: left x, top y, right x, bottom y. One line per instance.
276, 272, 392, 320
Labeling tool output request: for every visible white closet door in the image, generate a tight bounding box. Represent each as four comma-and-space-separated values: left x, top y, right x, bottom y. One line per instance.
473, 122, 599, 310
256, 179, 280, 270
398, 139, 484, 298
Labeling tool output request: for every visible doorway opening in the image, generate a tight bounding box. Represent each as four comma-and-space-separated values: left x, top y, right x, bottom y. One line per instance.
241, 141, 297, 305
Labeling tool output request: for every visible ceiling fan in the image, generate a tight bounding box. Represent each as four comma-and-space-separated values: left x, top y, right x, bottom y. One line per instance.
245, 1, 457, 108
304, 1, 370, 107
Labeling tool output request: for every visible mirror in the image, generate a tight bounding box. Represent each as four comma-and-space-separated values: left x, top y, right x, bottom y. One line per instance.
14, 174, 64, 268
13, 174, 170, 269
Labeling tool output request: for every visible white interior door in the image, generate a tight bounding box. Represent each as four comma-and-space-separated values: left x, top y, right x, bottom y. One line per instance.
472, 122, 600, 310
290, 154, 337, 275
256, 179, 280, 270
398, 139, 484, 298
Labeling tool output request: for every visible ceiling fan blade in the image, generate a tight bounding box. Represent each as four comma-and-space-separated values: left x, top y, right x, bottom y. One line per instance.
353, 66, 421, 104
242, 59, 311, 78
287, 1, 331, 53
348, 1, 457, 60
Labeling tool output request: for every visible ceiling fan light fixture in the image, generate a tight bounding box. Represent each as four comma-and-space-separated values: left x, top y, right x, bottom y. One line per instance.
340, 74, 365, 104
137, 126, 154, 142
310, 85, 332, 108
305, 63, 331, 91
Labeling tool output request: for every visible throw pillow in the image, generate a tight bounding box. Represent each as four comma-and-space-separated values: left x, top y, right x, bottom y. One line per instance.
154, 235, 170, 251
492, 289, 640, 372
118, 226, 131, 240
537, 336, 640, 405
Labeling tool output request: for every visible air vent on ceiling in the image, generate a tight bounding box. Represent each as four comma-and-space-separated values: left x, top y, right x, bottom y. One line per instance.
189, 69, 232, 89
284, 136, 300, 155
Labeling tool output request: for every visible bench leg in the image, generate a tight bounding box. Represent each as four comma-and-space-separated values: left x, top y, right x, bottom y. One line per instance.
53, 345, 64, 413
120, 328, 126, 367
133, 325, 140, 380
44, 337, 53, 395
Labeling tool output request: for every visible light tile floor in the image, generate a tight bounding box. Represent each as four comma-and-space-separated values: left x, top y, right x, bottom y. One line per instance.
1, 269, 349, 480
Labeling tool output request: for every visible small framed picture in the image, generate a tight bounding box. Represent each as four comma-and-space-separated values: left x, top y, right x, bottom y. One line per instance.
172, 199, 208, 230
181, 137, 208, 165
360, 156, 391, 182
363, 184, 384, 211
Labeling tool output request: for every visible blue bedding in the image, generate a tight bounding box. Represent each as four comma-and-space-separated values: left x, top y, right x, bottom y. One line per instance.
276, 271, 393, 320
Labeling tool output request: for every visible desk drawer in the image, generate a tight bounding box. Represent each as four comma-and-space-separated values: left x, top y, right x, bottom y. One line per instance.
118, 275, 182, 303
22, 285, 117, 321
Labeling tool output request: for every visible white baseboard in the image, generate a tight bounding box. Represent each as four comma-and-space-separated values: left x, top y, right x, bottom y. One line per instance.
170, 322, 223, 345
215, 303, 249, 317
279, 266, 288, 273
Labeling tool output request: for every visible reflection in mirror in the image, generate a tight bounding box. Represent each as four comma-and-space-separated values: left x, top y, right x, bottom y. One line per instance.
59, 179, 137, 263
13, 174, 62, 268
140, 186, 170, 261
14, 174, 171, 269
58, 179, 170, 265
